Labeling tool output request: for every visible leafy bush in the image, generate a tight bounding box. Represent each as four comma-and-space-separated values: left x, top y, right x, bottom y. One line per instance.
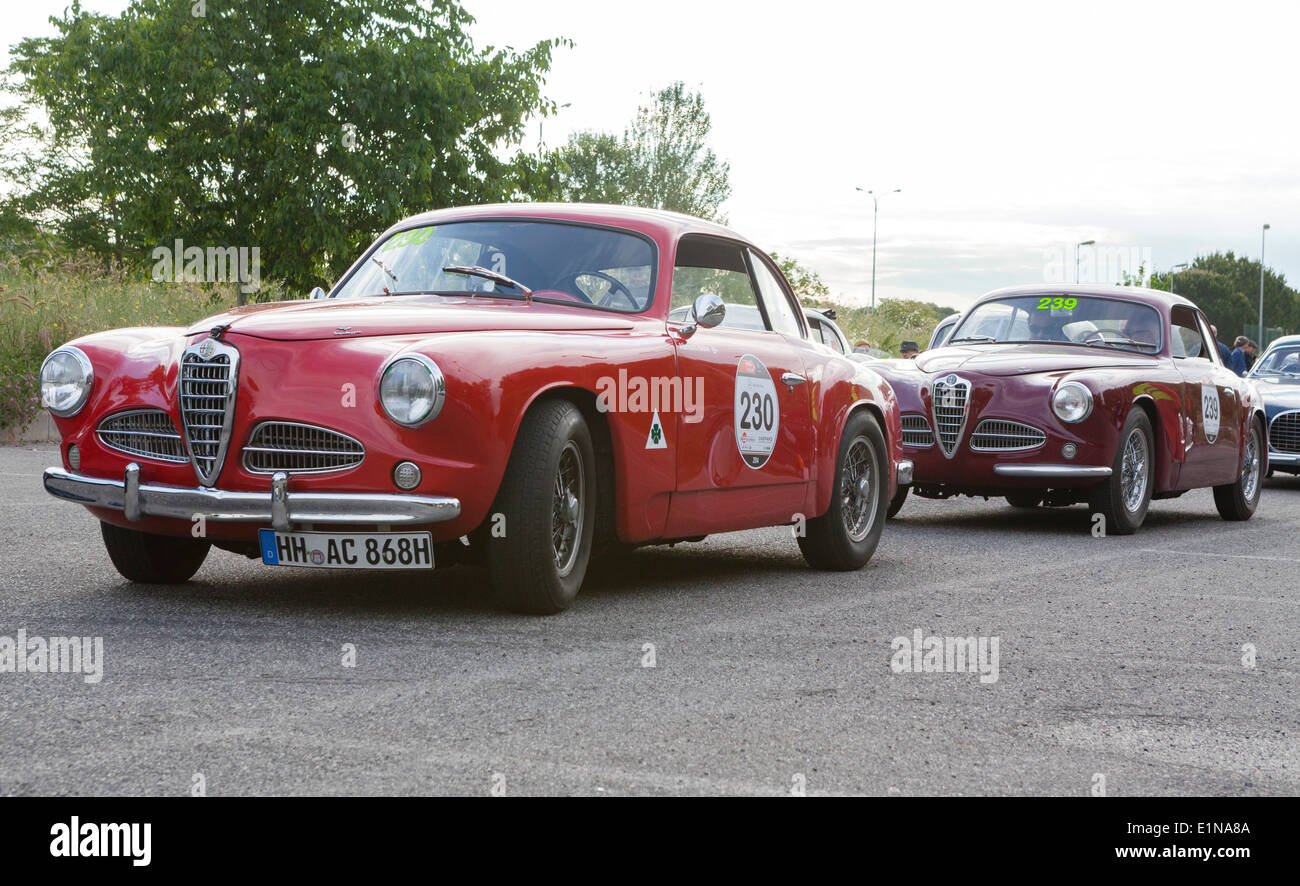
0, 255, 259, 430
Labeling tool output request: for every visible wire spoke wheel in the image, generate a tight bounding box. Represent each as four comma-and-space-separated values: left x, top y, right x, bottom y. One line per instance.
1242, 426, 1260, 501
551, 441, 584, 577
1120, 427, 1149, 513
840, 437, 877, 542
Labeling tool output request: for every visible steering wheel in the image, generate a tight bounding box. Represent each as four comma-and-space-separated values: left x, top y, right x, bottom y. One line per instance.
553, 271, 637, 310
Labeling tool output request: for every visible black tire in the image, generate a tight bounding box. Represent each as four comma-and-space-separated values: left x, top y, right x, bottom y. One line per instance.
798, 411, 888, 570
1087, 407, 1154, 536
1005, 490, 1043, 509
486, 399, 597, 614
1214, 418, 1263, 521
100, 521, 210, 584
887, 485, 909, 519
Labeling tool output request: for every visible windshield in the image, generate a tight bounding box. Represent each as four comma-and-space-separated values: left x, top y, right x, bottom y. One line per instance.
333, 220, 656, 312
1250, 344, 1300, 377
950, 294, 1163, 352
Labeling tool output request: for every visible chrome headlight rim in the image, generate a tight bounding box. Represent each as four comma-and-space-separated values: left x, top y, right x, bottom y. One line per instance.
39, 346, 94, 418
377, 353, 445, 428
1052, 381, 1094, 424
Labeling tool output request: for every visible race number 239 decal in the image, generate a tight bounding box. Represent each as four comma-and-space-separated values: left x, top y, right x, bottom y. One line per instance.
1201, 383, 1221, 443
735, 354, 780, 468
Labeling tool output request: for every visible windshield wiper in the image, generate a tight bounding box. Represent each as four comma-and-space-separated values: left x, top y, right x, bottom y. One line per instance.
370, 256, 398, 294
1083, 332, 1156, 349
442, 265, 533, 302
950, 334, 996, 343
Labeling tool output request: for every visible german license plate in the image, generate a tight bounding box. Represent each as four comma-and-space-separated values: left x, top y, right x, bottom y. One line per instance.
258, 529, 434, 570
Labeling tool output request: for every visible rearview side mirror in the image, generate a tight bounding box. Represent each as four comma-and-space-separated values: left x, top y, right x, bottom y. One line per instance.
308, 286, 327, 300
680, 292, 725, 339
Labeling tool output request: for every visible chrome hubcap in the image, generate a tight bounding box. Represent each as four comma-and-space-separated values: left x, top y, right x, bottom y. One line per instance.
1242, 429, 1260, 501
551, 442, 584, 576
841, 438, 877, 542
1120, 427, 1149, 513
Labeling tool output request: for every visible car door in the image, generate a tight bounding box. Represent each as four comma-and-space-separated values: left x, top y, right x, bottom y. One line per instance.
665, 236, 813, 537
1170, 305, 1240, 485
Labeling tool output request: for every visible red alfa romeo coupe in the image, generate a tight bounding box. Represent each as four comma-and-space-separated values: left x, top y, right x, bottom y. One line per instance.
40, 204, 910, 612
876, 285, 1265, 533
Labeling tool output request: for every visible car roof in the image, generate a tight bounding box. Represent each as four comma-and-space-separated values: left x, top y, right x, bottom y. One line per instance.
1263, 334, 1300, 348
380, 202, 753, 247
977, 283, 1197, 312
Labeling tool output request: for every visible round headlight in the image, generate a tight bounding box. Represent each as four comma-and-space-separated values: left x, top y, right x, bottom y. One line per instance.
378, 355, 445, 427
1052, 382, 1093, 423
40, 347, 94, 417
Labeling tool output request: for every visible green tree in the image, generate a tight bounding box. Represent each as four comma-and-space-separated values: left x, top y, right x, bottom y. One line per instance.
769, 252, 830, 305
555, 82, 731, 221
2, 0, 564, 293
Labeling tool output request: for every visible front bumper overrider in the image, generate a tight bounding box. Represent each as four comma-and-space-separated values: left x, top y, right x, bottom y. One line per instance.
44, 463, 461, 530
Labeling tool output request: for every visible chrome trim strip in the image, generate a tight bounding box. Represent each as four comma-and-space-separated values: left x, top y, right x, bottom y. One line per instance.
43, 467, 460, 526
992, 464, 1112, 479
1266, 451, 1300, 465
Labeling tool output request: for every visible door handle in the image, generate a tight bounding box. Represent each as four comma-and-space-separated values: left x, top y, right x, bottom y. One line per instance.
781, 372, 806, 391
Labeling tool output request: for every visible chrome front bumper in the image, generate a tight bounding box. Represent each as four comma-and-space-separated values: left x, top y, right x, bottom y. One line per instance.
992, 464, 1112, 479
44, 464, 461, 530
1267, 450, 1300, 466
897, 459, 914, 486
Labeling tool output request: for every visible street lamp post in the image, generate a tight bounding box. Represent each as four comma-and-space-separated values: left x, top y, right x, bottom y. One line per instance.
1259, 224, 1270, 345
1169, 262, 1188, 294
857, 187, 900, 311
1075, 240, 1095, 284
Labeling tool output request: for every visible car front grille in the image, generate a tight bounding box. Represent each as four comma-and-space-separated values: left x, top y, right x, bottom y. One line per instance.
96, 409, 188, 463
242, 422, 365, 474
931, 375, 972, 457
1270, 410, 1300, 454
179, 339, 239, 486
970, 419, 1047, 451
900, 413, 934, 447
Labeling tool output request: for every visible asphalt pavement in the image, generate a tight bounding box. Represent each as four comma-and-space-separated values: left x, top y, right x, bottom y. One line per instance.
1, 444, 1295, 795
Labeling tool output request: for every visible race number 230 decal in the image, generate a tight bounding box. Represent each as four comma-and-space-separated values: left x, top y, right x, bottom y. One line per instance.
735, 354, 780, 468
1201, 383, 1221, 443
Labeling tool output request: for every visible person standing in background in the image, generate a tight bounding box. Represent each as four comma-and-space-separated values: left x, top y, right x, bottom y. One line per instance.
1229, 336, 1249, 376
1245, 340, 1259, 370
1211, 325, 1232, 364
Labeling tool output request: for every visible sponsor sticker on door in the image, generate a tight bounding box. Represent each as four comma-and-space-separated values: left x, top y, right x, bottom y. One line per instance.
1201, 383, 1220, 444
735, 354, 779, 468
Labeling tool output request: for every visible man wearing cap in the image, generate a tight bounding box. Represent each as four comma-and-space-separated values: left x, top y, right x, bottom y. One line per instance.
900, 341, 920, 359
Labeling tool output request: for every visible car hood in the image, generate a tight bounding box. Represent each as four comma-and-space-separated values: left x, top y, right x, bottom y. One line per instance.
915, 343, 1159, 376
1253, 375, 1300, 408
185, 295, 638, 341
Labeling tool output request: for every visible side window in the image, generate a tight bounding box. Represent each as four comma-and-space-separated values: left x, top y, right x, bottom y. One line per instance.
1196, 313, 1223, 366
1171, 306, 1209, 360
823, 324, 845, 354
671, 237, 763, 330
748, 250, 803, 338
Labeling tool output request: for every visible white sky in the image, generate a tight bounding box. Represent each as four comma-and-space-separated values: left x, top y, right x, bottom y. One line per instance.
5, 0, 1298, 311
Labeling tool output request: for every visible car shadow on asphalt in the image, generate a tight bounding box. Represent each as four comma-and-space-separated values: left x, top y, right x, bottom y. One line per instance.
102, 536, 811, 619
